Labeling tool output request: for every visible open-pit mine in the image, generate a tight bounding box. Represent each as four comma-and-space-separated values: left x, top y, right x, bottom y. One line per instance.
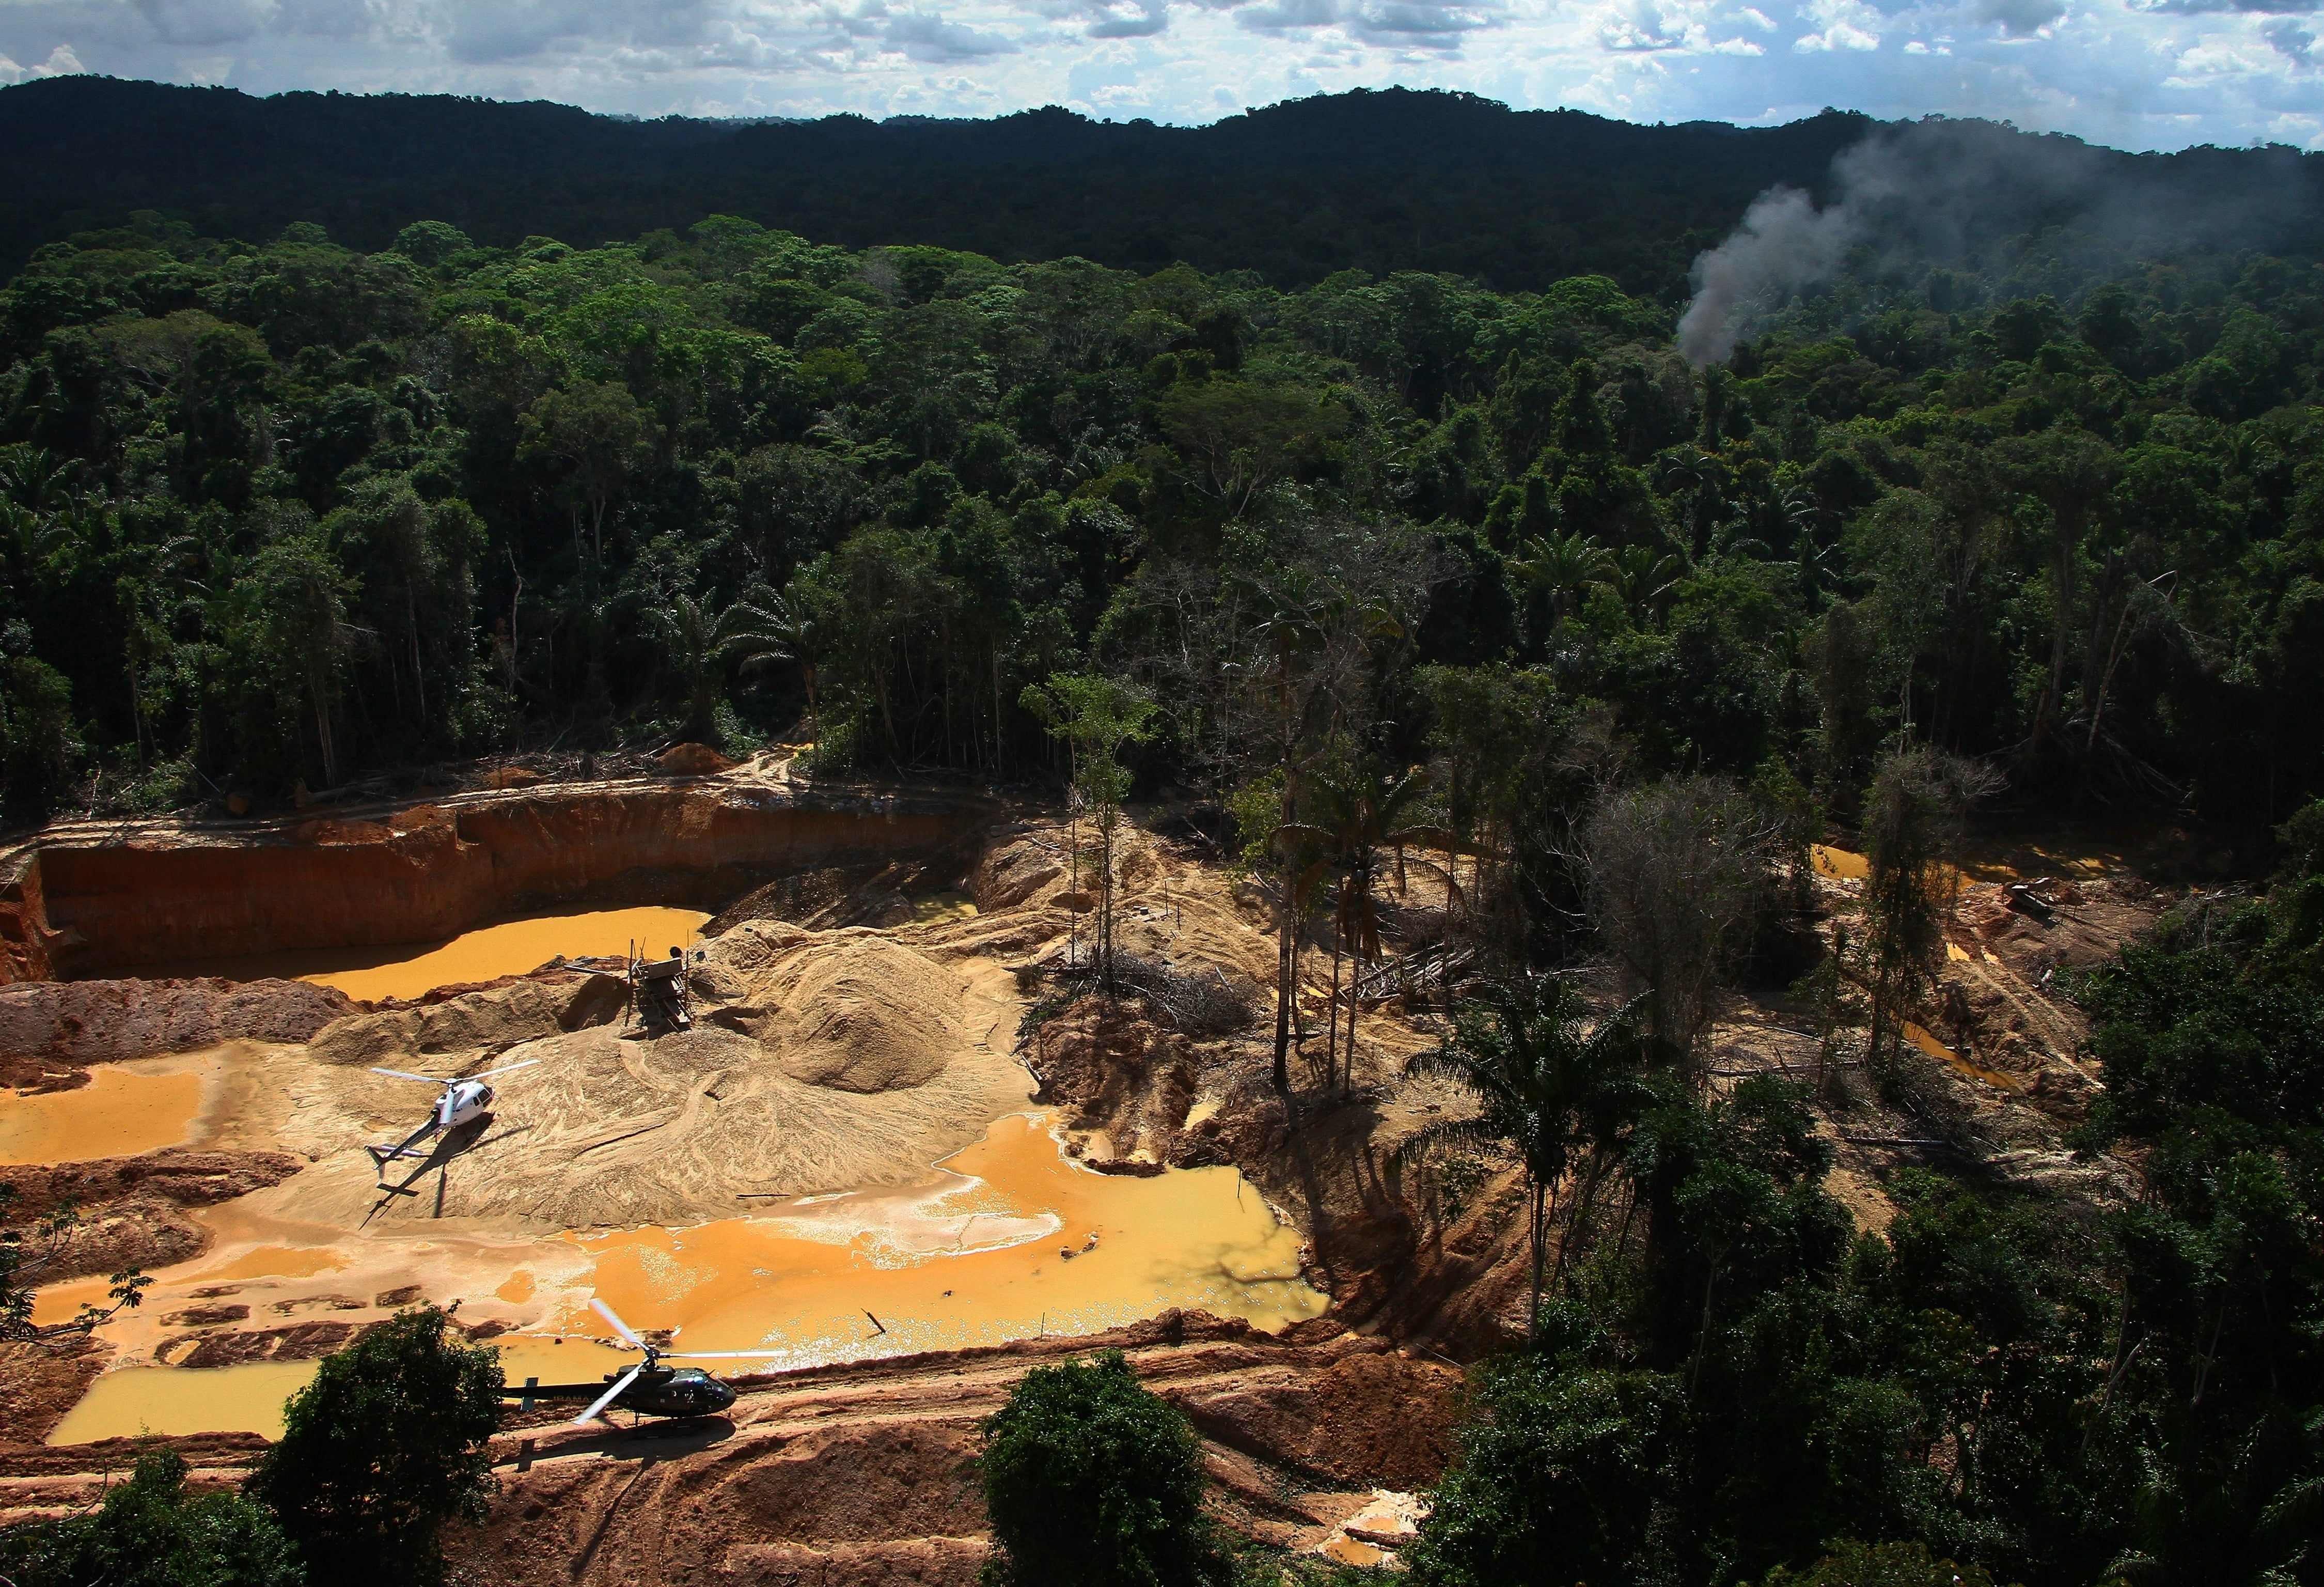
1, 758, 1486, 1575
0, 755, 2180, 1579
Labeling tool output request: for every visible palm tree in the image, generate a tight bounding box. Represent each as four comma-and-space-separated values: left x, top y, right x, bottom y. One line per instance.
1241, 567, 1331, 1097
1508, 531, 1614, 631
1793, 532, 1840, 606
1778, 479, 1826, 548
641, 591, 721, 744
728, 590, 821, 736
1398, 976, 1654, 1343
1609, 543, 1684, 623
642, 588, 807, 745
1654, 444, 1725, 559
1280, 762, 1453, 1091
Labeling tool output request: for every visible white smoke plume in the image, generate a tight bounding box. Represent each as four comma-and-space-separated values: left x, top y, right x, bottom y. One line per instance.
1673, 120, 2314, 368
1675, 184, 1858, 367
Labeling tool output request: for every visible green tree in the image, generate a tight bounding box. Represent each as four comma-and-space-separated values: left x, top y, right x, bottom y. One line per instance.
226, 530, 357, 788
247, 1306, 502, 1587
331, 477, 481, 746
1, 1184, 150, 1342
1763, 1539, 1993, 1587
517, 380, 652, 564
1156, 379, 1340, 522
975, 1350, 1227, 1587
390, 221, 472, 267
1, 650, 81, 818
1401, 976, 1653, 1341
0, 1448, 304, 1587
1401, 1356, 1681, 1587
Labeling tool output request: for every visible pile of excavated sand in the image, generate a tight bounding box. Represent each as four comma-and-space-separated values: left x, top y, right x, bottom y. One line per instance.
225, 928, 1030, 1232
758, 936, 966, 1093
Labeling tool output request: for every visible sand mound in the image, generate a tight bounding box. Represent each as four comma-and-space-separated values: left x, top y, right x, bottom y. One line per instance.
306, 973, 626, 1067
0, 978, 353, 1078
658, 742, 736, 776
972, 830, 1066, 909
278, 1016, 1030, 1228
698, 917, 813, 974
763, 937, 966, 1093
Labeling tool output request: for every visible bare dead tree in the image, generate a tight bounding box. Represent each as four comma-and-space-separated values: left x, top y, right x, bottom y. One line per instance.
1858, 745, 2001, 1091
1577, 775, 1785, 1082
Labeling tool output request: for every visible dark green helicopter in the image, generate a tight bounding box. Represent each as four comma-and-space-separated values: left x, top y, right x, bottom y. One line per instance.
506, 1299, 777, 1424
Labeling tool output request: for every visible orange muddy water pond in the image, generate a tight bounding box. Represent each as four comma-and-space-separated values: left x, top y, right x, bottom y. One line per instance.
566, 1111, 1325, 1366
0, 1064, 205, 1164
128, 906, 712, 1002
44, 1112, 1326, 1443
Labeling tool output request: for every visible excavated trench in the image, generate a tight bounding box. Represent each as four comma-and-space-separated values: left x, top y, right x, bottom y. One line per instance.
2, 780, 993, 983
1, 774, 1331, 1447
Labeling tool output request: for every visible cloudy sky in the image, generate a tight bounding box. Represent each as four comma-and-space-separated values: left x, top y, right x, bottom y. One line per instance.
0, 0, 2317, 152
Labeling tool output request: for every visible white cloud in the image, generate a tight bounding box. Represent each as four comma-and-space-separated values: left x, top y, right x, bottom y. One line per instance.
0, 0, 2305, 150
0, 41, 87, 81
1794, 0, 1882, 50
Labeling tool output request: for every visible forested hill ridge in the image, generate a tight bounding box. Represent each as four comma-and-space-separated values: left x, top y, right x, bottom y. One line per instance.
2, 162, 2321, 839
2, 76, 2319, 297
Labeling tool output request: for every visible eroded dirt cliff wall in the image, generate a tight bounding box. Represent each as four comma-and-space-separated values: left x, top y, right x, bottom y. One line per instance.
0, 857, 58, 984
20, 784, 993, 978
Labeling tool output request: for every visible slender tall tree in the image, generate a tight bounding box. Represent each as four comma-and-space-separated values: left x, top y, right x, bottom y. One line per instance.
1399, 976, 1654, 1342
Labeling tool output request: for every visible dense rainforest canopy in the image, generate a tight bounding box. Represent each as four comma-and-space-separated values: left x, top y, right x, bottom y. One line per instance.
0, 142, 2319, 830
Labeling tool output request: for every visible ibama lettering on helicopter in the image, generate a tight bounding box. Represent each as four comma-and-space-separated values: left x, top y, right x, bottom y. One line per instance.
366, 1059, 538, 1175
505, 1300, 780, 1424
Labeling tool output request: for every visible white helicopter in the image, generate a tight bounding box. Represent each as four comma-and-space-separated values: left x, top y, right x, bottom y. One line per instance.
366, 1059, 538, 1170
513, 1299, 781, 1425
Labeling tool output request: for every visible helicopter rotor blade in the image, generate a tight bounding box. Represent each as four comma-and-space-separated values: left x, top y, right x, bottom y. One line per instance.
572, 1364, 643, 1426
589, 1297, 648, 1351
657, 1349, 785, 1359
471, 1058, 541, 1081
371, 1068, 448, 1084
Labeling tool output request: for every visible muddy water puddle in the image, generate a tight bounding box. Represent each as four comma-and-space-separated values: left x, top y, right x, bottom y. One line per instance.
128, 906, 712, 1002
910, 890, 980, 924
47, 1361, 323, 1443
568, 1112, 1325, 1366
0, 1062, 207, 1164
44, 1111, 1324, 1443
1902, 1021, 2024, 1092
